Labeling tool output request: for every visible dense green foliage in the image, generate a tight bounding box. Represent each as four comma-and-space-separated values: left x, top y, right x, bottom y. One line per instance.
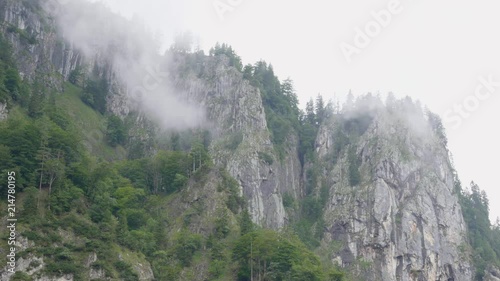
243, 62, 301, 158
347, 145, 361, 186
82, 76, 109, 114
0, 37, 209, 279
105, 115, 127, 147
233, 229, 343, 281
0, 105, 230, 280
0, 111, 81, 193
298, 96, 329, 164
0, 39, 344, 280
0, 34, 29, 107
209, 43, 243, 72
457, 179, 500, 280
218, 169, 245, 214
69, 66, 84, 86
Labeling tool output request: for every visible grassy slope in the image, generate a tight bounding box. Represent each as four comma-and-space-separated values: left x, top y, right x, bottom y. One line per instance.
55, 82, 126, 161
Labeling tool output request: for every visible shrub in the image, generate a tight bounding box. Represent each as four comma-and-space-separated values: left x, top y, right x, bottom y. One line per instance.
348, 146, 361, 187
106, 115, 127, 147
258, 151, 274, 165
208, 259, 227, 279
68, 66, 84, 85
10, 272, 32, 281
219, 169, 244, 214
214, 209, 230, 238
173, 230, 202, 267
126, 209, 148, 230
282, 192, 294, 208
83, 78, 109, 114
225, 131, 243, 150
22, 187, 39, 218
114, 261, 139, 281
45, 260, 83, 277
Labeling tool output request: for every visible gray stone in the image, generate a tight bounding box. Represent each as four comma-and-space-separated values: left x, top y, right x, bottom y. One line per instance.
318, 108, 473, 280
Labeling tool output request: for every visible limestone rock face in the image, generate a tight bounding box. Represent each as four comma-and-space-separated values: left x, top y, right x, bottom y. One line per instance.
168, 54, 301, 229
0, 103, 7, 120
0, 0, 82, 86
316, 106, 473, 281
484, 266, 500, 281
0, 0, 129, 116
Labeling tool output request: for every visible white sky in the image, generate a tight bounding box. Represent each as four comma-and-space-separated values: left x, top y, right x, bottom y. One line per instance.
94, 0, 500, 223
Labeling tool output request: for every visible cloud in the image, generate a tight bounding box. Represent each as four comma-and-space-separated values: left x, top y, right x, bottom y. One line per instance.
343, 93, 434, 143
51, 0, 206, 130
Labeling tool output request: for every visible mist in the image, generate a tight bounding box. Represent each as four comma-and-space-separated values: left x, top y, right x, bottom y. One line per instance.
51, 0, 206, 130
341, 93, 435, 145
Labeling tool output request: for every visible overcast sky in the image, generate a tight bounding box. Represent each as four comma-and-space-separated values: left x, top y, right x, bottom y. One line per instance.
93, 0, 500, 223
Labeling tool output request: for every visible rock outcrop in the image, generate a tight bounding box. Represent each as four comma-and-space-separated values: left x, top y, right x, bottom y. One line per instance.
315, 102, 473, 280
0, 236, 154, 281
484, 266, 500, 281
0, 103, 7, 120
0, 0, 82, 87
169, 54, 302, 228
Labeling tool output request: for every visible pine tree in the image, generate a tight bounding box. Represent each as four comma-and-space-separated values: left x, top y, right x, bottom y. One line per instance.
386, 92, 396, 108
28, 91, 45, 118
170, 133, 181, 151
36, 137, 50, 206
281, 78, 299, 117
35, 118, 51, 207
344, 90, 354, 112
240, 209, 254, 236
315, 94, 325, 123
45, 151, 65, 210
305, 98, 315, 125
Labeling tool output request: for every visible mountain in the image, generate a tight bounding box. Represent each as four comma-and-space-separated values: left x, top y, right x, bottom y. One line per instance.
1, 0, 500, 280
313, 99, 471, 280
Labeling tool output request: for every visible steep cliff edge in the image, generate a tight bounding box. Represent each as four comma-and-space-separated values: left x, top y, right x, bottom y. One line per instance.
0, 0, 81, 86
167, 53, 302, 229
314, 98, 473, 280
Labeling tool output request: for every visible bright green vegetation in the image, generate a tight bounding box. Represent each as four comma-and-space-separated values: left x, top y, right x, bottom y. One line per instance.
347, 145, 361, 187
0, 36, 344, 280
233, 58, 302, 160
233, 230, 343, 281
456, 179, 500, 280
55, 82, 126, 160
210, 43, 243, 72
0, 34, 30, 108
81, 76, 109, 115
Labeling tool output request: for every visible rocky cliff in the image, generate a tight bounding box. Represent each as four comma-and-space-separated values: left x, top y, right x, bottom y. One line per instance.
0, 0, 81, 87
484, 266, 500, 281
0, 0, 301, 231
152, 55, 475, 280
167, 53, 302, 228
314, 98, 473, 280
0, 0, 480, 280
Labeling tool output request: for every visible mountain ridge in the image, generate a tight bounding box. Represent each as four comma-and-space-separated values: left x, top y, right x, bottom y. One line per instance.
0, 1, 499, 280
